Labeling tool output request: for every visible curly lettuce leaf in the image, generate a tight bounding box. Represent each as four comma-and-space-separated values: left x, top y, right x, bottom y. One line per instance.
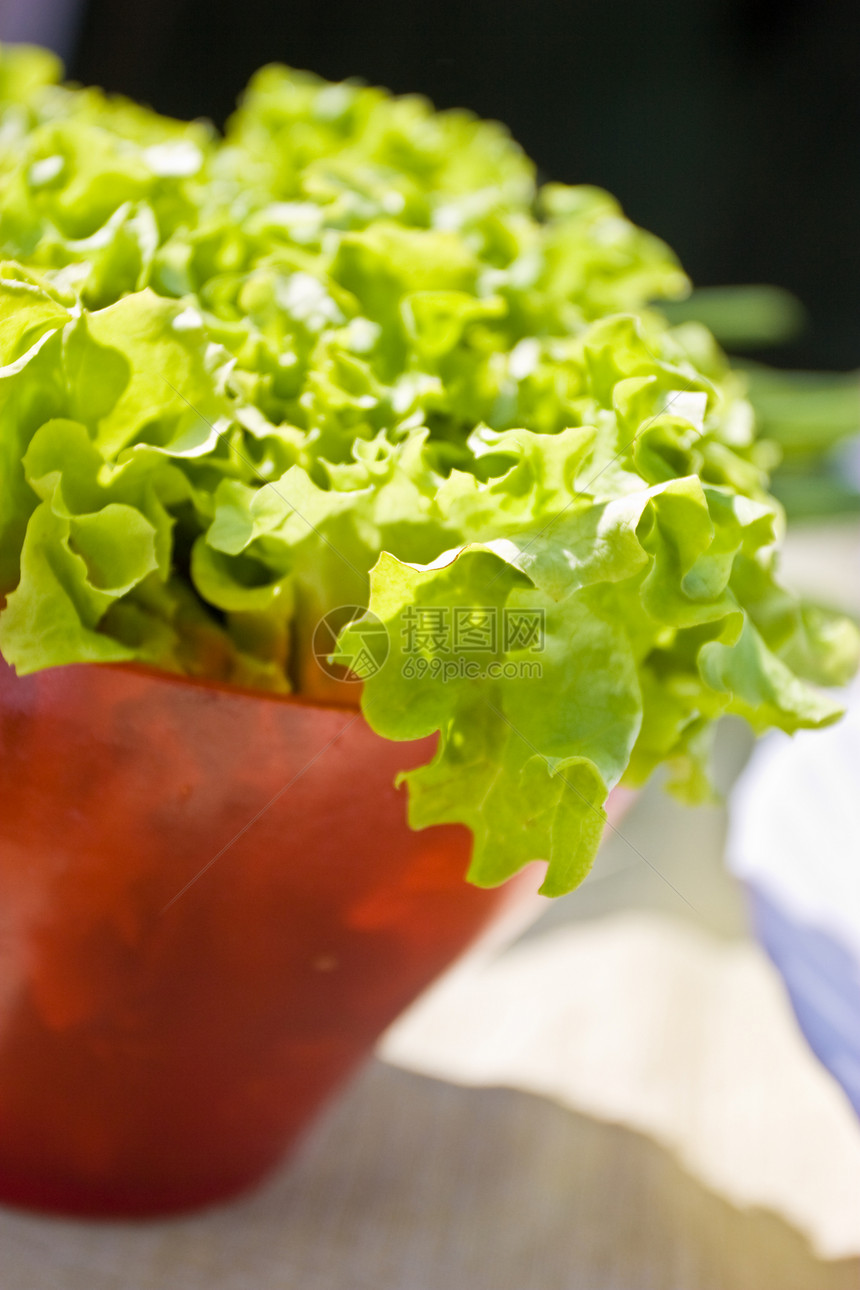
341, 457, 849, 893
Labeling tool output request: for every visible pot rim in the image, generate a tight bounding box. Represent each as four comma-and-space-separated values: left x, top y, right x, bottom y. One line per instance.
6, 657, 362, 719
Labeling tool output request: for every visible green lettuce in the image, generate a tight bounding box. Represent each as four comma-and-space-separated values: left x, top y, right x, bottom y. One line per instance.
0, 44, 856, 894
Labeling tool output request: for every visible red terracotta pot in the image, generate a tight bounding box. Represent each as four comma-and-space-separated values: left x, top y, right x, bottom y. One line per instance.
0, 658, 540, 1217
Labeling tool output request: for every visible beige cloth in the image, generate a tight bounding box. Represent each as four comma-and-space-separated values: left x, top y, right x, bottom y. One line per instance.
384, 910, 860, 1261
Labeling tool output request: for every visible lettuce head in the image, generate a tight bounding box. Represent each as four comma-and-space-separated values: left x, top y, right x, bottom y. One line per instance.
0, 42, 856, 894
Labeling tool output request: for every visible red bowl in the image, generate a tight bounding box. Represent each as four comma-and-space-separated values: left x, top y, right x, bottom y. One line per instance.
0, 658, 539, 1217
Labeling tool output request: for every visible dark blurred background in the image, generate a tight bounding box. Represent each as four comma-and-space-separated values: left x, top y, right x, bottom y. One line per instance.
2, 0, 858, 370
